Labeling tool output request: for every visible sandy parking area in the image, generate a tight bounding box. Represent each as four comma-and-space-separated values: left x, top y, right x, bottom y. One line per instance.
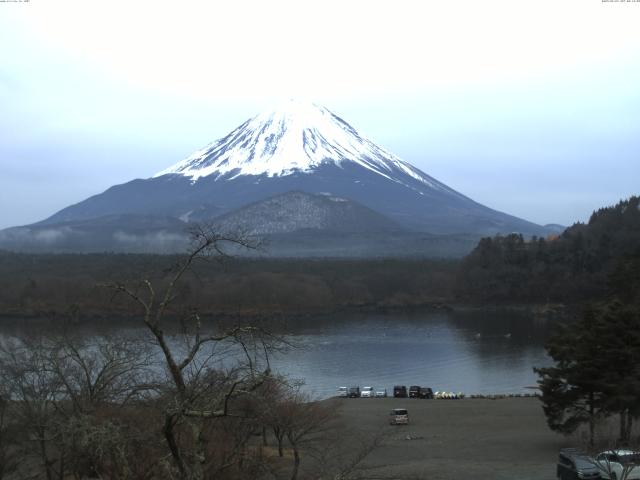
329, 396, 567, 480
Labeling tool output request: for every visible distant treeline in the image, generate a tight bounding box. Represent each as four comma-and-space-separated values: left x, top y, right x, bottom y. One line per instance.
1, 196, 638, 319
0, 254, 458, 319
456, 196, 640, 305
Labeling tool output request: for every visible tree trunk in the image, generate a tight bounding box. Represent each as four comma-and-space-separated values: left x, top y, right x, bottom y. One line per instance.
163, 413, 188, 479
38, 427, 53, 480
290, 444, 300, 480
620, 409, 628, 443
273, 427, 284, 457
589, 392, 595, 446
262, 425, 268, 447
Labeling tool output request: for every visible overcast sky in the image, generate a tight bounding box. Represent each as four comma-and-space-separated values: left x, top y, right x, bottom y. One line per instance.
1, 0, 639, 229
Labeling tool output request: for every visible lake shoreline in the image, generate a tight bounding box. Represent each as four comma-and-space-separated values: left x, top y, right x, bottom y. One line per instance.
0, 300, 576, 325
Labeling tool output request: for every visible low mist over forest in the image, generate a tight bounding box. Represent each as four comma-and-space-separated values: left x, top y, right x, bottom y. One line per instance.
1, 196, 638, 320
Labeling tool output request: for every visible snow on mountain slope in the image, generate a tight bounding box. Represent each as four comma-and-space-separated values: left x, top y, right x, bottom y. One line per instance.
154, 100, 460, 198
212, 191, 404, 235
25, 99, 551, 240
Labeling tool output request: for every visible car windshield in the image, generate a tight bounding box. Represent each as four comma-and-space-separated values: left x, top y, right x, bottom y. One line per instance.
363, 387, 373, 391
393, 409, 408, 415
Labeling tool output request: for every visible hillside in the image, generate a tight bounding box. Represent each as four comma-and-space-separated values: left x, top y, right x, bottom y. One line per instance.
456, 196, 640, 304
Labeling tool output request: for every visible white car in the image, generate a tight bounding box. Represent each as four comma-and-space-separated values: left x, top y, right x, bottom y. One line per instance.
360, 386, 374, 398
595, 450, 640, 480
375, 387, 388, 398
337, 386, 348, 398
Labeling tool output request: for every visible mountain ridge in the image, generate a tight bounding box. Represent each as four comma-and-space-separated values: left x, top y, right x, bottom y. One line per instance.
2, 100, 553, 254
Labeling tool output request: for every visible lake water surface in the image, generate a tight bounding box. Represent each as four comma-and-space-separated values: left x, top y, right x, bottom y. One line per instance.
0, 309, 554, 399
268, 310, 554, 398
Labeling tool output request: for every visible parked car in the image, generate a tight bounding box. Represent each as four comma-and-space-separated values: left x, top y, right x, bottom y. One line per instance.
419, 387, 434, 399
348, 386, 360, 398
375, 387, 388, 398
595, 450, 640, 480
389, 408, 409, 425
409, 385, 421, 398
337, 386, 348, 398
556, 448, 601, 480
393, 385, 407, 398
360, 386, 374, 398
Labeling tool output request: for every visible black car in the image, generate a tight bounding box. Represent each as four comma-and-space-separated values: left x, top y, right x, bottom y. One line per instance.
409, 385, 421, 398
393, 385, 407, 398
418, 387, 434, 399
556, 448, 601, 480
347, 386, 360, 398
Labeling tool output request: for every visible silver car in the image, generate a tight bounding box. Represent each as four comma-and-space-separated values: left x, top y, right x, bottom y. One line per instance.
375, 387, 388, 397
360, 386, 374, 398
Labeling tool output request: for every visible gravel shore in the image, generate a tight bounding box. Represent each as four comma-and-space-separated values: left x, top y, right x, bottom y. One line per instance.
331, 396, 567, 479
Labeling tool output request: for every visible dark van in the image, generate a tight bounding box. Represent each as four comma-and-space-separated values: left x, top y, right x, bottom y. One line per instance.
393, 385, 407, 398
347, 386, 360, 398
419, 387, 434, 399
409, 385, 421, 398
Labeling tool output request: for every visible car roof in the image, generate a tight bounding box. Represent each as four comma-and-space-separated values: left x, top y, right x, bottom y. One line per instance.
600, 449, 639, 456
559, 449, 599, 470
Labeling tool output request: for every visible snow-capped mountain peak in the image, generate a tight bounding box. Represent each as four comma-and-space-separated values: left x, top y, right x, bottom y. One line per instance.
153, 100, 454, 194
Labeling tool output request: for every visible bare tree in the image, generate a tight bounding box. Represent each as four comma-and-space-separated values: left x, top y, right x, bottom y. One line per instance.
255, 375, 294, 458
0, 337, 63, 480
48, 333, 156, 413
277, 391, 334, 480
0, 226, 311, 480
0, 379, 18, 480
0, 332, 162, 480
106, 225, 284, 480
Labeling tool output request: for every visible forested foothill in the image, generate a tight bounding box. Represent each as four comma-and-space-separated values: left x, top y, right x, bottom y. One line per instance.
1, 197, 639, 320
456, 196, 640, 305
454, 196, 640, 447
530, 197, 640, 448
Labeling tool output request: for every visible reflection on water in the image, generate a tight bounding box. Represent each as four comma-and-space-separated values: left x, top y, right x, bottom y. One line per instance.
0, 309, 555, 399
270, 310, 554, 398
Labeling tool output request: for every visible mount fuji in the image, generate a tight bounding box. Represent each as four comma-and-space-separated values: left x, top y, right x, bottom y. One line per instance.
1, 100, 550, 255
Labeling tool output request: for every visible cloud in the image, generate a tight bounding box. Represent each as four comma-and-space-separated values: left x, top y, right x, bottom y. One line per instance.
113, 231, 188, 253
0, 226, 73, 249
